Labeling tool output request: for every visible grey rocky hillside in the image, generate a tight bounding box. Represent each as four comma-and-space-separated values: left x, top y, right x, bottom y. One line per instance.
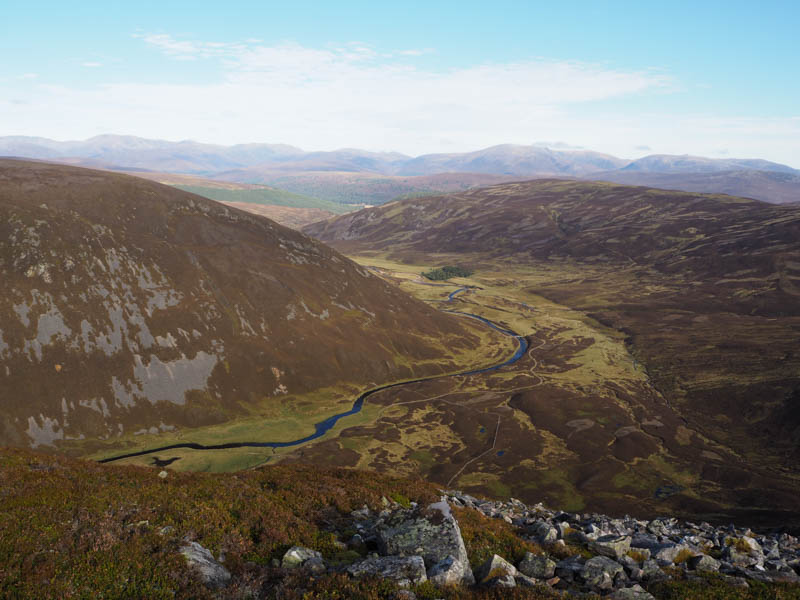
180, 490, 800, 598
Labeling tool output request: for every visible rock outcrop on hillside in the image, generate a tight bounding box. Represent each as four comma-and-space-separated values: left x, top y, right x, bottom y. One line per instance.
251, 492, 800, 598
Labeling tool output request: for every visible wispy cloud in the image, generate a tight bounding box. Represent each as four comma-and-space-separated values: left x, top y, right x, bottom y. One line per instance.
5, 35, 798, 166
3, 34, 660, 154
81, 62, 104, 68
18, 73, 38, 79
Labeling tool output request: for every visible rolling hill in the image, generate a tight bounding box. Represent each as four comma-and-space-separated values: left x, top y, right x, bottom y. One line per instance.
396, 144, 628, 176
589, 169, 800, 205
0, 159, 488, 454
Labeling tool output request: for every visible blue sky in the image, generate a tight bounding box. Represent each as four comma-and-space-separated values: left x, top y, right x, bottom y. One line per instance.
2, 0, 798, 165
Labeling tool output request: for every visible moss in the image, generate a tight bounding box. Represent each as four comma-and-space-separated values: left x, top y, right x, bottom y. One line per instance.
627, 549, 650, 563
673, 548, 696, 564
390, 492, 412, 508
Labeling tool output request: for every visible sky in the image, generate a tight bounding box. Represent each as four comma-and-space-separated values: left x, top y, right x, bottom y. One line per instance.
2, 0, 799, 166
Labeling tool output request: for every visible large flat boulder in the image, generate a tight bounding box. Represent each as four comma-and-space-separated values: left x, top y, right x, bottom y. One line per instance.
377, 498, 474, 585
347, 555, 427, 588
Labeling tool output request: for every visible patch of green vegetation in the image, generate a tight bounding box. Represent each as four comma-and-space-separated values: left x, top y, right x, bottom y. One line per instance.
174, 185, 351, 213
485, 478, 513, 498
409, 449, 435, 472
612, 469, 652, 492
390, 492, 412, 508
422, 265, 475, 280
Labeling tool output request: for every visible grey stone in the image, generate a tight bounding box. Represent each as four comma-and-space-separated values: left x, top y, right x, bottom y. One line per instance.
555, 555, 585, 582
305, 556, 327, 575
475, 554, 517, 585
628, 566, 644, 581
282, 546, 323, 569
653, 543, 695, 565
347, 555, 427, 588
180, 541, 231, 590
688, 554, 721, 572
491, 574, 517, 588
590, 535, 632, 559
531, 521, 558, 542
377, 498, 474, 585
611, 584, 656, 599
428, 554, 469, 586
518, 552, 556, 579
641, 559, 667, 582
580, 555, 624, 590
723, 544, 759, 567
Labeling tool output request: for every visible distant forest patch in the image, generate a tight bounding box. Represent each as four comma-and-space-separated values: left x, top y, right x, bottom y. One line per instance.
422, 265, 474, 281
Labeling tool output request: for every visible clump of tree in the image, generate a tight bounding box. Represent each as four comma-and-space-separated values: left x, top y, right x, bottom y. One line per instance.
421, 265, 474, 281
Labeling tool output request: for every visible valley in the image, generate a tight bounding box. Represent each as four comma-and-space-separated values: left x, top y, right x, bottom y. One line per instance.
0, 160, 507, 473
301, 181, 800, 529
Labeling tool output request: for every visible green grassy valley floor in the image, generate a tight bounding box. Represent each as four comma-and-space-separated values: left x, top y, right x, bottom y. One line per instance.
270, 256, 800, 530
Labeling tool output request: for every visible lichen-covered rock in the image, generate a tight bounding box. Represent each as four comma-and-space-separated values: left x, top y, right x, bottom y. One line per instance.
179, 541, 231, 590
377, 498, 474, 585
530, 521, 558, 542
688, 553, 721, 572
427, 554, 469, 586
475, 554, 517, 585
580, 555, 624, 590
518, 552, 556, 579
611, 584, 656, 599
653, 543, 696, 565
641, 559, 667, 582
281, 546, 322, 569
589, 535, 632, 559
555, 555, 585, 583
489, 574, 516, 588
347, 555, 427, 588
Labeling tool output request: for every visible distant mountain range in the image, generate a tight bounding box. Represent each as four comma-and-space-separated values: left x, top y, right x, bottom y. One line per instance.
1, 134, 798, 204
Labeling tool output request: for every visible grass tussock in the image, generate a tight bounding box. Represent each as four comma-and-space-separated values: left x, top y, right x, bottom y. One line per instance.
453, 507, 544, 566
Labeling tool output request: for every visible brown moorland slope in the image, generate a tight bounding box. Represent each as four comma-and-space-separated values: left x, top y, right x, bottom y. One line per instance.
590, 169, 800, 205
0, 159, 486, 452
304, 180, 800, 519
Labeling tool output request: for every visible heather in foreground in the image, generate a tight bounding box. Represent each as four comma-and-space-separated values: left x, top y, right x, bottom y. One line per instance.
1, 447, 799, 599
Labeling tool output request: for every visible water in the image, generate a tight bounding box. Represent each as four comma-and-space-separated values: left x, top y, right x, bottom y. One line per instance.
100, 287, 528, 464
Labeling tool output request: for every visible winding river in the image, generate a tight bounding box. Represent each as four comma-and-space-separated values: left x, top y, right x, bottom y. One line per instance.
98, 288, 527, 464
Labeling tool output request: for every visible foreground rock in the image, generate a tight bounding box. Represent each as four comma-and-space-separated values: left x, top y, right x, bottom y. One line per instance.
377, 498, 475, 585
475, 554, 517, 586
180, 542, 231, 590
445, 490, 800, 595
281, 545, 323, 569
187, 489, 800, 597
347, 555, 428, 588
518, 552, 556, 579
